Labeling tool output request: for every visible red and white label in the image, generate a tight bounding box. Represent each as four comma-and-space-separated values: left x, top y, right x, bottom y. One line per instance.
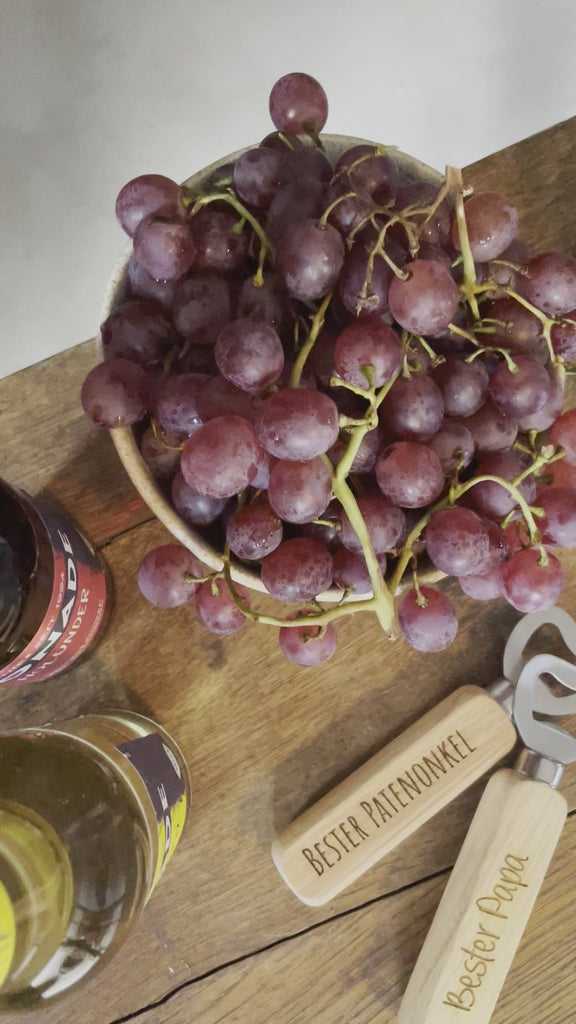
0, 498, 107, 685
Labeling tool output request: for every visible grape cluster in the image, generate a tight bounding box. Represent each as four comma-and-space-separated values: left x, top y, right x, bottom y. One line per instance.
82, 71, 576, 665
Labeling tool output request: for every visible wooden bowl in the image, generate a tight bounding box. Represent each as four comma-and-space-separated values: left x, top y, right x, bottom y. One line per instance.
100, 136, 444, 601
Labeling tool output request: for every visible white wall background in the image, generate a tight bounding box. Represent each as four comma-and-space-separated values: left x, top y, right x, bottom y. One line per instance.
1, 0, 575, 381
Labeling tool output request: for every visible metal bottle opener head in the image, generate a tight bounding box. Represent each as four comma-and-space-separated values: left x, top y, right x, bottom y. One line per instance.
503, 606, 576, 714
503, 607, 576, 786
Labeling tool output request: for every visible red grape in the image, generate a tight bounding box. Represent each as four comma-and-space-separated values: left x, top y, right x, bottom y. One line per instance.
137, 544, 204, 608
190, 207, 250, 274
425, 507, 490, 576
501, 548, 564, 612
266, 178, 326, 247
339, 494, 405, 554
196, 578, 248, 634
236, 272, 289, 332
432, 358, 488, 418
173, 273, 232, 344
375, 442, 445, 508
277, 220, 345, 303
517, 364, 564, 431
459, 565, 503, 601
487, 297, 541, 354
133, 212, 196, 281
267, 457, 332, 524
180, 414, 263, 498
196, 375, 257, 422
453, 192, 518, 262
81, 358, 151, 427
101, 300, 174, 366
489, 354, 551, 420
226, 496, 283, 560
469, 451, 536, 519
254, 388, 339, 461
463, 399, 518, 453
154, 372, 207, 437
388, 259, 460, 336
328, 427, 382, 475
278, 619, 337, 666
332, 547, 387, 594
127, 256, 176, 309
115, 174, 184, 237
233, 147, 287, 208
269, 73, 328, 135
171, 471, 227, 526
333, 317, 401, 389
523, 252, 576, 316
140, 425, 181, 480
338, 245, 392, 317
334, 144, 399, 204
429, 421, 474, 474
380, 373, 444, 441
261, 537, 333, 602
397, 586, 458, 652
539, 486, 576, 547
215, 319, 284, 394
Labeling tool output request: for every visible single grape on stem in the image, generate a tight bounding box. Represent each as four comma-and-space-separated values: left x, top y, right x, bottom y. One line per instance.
397, 586, 458, 653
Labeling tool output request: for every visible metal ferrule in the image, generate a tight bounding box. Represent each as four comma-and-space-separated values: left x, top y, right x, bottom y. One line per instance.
515, 748, 565, 789
486, 677, 516, 720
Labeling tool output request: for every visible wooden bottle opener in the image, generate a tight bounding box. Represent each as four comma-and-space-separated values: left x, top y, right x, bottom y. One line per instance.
272, 608, 576, 906
398, 645, 576, 1024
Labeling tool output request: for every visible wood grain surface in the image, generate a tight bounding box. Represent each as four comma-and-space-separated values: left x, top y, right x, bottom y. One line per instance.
0, 115, 575, 1024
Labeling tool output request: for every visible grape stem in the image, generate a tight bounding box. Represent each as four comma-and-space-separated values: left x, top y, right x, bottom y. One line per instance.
328, 466, 395, 632
191, 192, 273, 286
221, 556, 390, 630
318, 191, 358, 229
445, 166, 481, 320
500, 287, 560, 364
290, 292, 333, 388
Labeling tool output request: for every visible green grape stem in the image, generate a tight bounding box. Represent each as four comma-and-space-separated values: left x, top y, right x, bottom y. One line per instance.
221, 556, 387, 630
501, 287, 559, 364
289, 292, 333, 388
445, 166, 480, 320
191, 191, 273, 286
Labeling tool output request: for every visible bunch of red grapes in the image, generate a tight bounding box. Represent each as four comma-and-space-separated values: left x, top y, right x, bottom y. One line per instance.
82, 72, 576, 665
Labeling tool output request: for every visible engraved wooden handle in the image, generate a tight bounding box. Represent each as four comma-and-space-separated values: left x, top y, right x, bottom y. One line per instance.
397, 769, 568, 1024
271, 686, 517, 905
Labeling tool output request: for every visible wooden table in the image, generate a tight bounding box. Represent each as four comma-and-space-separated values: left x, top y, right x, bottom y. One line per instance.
2, 117, 576, 1024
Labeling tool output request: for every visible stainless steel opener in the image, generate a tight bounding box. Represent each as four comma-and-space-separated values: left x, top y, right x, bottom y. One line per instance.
398, 637, 576, 1024
272, 608, 576, 906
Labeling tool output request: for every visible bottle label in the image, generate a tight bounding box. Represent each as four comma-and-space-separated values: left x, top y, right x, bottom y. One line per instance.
117, 733, 188, 894
0, 882, 15, 988
0, 496, 107, 685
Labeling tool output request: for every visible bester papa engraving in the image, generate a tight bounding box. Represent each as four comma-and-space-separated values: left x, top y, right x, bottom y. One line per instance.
443, 853, 529, 1013
300, 730, 477, 877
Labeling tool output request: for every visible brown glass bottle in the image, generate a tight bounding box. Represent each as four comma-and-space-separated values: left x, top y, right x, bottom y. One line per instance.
0, 479, 107, 684
0, 710, 190, 1009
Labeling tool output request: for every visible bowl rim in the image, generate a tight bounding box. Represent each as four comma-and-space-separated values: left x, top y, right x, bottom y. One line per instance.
100, 134, 444, 602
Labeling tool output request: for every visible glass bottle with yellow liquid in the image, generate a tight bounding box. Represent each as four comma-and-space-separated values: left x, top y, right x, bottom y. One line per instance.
0, 710, 190, 1009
